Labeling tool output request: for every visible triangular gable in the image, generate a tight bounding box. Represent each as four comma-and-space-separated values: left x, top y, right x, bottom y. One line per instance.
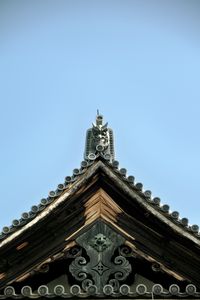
0, 114, 200, 298
1, 159, 200, 245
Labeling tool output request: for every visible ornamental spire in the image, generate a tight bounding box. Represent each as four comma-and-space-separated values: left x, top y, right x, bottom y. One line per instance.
84, 113, 115, 162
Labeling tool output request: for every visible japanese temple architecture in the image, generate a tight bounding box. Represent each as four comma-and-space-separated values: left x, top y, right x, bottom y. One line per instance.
0, 114, 200, 299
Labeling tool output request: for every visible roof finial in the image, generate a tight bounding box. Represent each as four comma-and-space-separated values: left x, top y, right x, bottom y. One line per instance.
84, 114, 115, 162
95, 112, 104, 127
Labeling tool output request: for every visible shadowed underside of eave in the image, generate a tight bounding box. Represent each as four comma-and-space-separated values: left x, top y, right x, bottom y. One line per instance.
0, 188, 193, 290
1, 161, 200, 289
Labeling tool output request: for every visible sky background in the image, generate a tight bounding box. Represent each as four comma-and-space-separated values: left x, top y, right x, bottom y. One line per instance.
0, 0, 200, 230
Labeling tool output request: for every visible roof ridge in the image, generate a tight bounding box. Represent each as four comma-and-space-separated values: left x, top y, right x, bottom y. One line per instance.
0, 154, 199, 242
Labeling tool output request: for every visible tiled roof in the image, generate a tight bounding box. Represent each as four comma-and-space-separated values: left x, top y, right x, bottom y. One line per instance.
0, 153, 199, 242
1, 283, 199, 298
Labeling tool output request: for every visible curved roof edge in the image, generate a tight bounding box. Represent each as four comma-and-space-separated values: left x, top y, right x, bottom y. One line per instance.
0, 153, 199, 243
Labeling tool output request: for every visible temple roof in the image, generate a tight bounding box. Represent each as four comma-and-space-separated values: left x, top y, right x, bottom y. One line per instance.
0, 114, 199, 242
1, 115, 200, 296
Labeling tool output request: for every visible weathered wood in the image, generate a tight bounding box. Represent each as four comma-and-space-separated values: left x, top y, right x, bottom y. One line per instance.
0, 161, 200, 293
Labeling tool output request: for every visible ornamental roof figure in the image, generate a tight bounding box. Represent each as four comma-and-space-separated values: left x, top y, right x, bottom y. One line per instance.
84, 112, 114, 162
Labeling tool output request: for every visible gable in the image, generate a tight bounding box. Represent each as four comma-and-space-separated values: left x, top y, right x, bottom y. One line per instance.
0, 114, 200, 298
0, 181, 200, 298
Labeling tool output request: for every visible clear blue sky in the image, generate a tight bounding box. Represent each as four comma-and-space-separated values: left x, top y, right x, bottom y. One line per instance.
0, 0, 200, 229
